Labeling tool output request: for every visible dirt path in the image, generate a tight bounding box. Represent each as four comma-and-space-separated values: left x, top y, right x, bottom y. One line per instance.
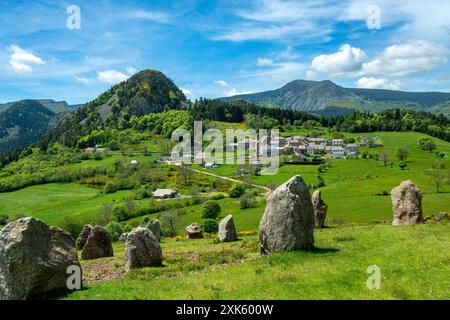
186, 167, 271, 192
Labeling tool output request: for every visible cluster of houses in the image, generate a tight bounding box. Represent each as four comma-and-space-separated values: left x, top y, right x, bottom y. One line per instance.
277, 136, 362, 160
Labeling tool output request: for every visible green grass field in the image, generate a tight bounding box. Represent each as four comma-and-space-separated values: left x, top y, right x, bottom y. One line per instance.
64, 222, 450, 300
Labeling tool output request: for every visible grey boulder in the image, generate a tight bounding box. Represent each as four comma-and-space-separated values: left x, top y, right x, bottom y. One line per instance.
218, 215, 238, 242
125, 227, 162, 272
259, 176, 315, 254
391, 180, 424, 225
312, 190, 328, 228
81, 226, 114, 260
75, 224, 92, 250
146, 219, 161, 242
0, 217, 81, 300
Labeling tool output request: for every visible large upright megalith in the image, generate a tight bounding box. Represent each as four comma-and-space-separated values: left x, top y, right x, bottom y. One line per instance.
0, 217, 81, 300
259, 176, 315, 254
312, 190, 328, 228
391, 180, 424, 225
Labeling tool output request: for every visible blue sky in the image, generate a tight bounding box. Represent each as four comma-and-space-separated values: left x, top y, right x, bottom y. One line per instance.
1, 0, 450, 104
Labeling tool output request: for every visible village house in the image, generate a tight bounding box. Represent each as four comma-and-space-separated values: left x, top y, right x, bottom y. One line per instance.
204, 161, 218, 169
331, 146, 345, 159
345, 143, 360, 155
332, 139, 344, 146
153, 189, 178, 199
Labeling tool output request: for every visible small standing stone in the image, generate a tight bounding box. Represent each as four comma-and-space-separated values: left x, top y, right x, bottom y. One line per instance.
312, 190, 328, 228
147, 219, 161, 242
185, 222, 203, 239
81, 226, 114, 260
75, 224, 92, 250
391, 180, 424, 225
125, 227, 162, 272
218, 215, 238, 242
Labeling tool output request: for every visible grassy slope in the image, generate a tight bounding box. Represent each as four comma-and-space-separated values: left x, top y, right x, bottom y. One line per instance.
65, 222, 450, 300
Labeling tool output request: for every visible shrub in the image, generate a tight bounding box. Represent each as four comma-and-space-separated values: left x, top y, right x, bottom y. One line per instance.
240, 193, 257, 209
201, 219, 219, 233
201, 200, 221, 220
229, 183, 246, 198
160, 211, 180, 237
104, 182, 117, 194
211, 193, 225, 201
105, 221, 124, 242
58, 216, 84, 239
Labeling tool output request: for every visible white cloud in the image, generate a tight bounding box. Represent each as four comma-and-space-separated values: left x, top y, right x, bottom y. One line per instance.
181, 87, 195, 100
75, 66, 137, 85
214, 80, 229, 87
356, 77, 401, 90
97, 70, 130, 84
311, 44, 365, 76
126, 65, 138, 75
223, 88, 253, 97
8, 45, 45, 75
362, 40, 449, 76
257, 57, 274, 67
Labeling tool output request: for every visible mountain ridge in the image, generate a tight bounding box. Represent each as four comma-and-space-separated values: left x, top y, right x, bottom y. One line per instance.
220, 79, 450, 115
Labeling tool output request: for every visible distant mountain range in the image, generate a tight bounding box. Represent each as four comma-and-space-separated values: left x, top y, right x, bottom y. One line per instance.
0, 99, 82, 155
221, 80, 450, 116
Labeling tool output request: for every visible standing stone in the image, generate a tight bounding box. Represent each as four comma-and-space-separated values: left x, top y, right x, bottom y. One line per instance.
0, 217, 81, 300
146, 219, 161, 242
259, 176, 315, 254
185, 222, 203, 239
391, 180, 424, 225
75, 224, 92, 250
218, 215, 238, 242
125, 227, 162, 272
81, 226, 114, 260
118, 232, 128, 242
312, 190, 328, 228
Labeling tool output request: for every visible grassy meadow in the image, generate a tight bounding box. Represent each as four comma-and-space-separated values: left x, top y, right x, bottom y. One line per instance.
64, 222, 450, 300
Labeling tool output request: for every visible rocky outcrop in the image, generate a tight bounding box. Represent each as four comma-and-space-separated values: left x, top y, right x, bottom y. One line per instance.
146, 219, 161, 242
75, 224, 92, 250
185, 223, 203, 239
218, 215, 238, 242
0, 217, 81, 300
259, 176, 315, 254
312, 190, 328, 228
391, 180, 424, 225
81, 226, 114, 260
124, 227, 162, 272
